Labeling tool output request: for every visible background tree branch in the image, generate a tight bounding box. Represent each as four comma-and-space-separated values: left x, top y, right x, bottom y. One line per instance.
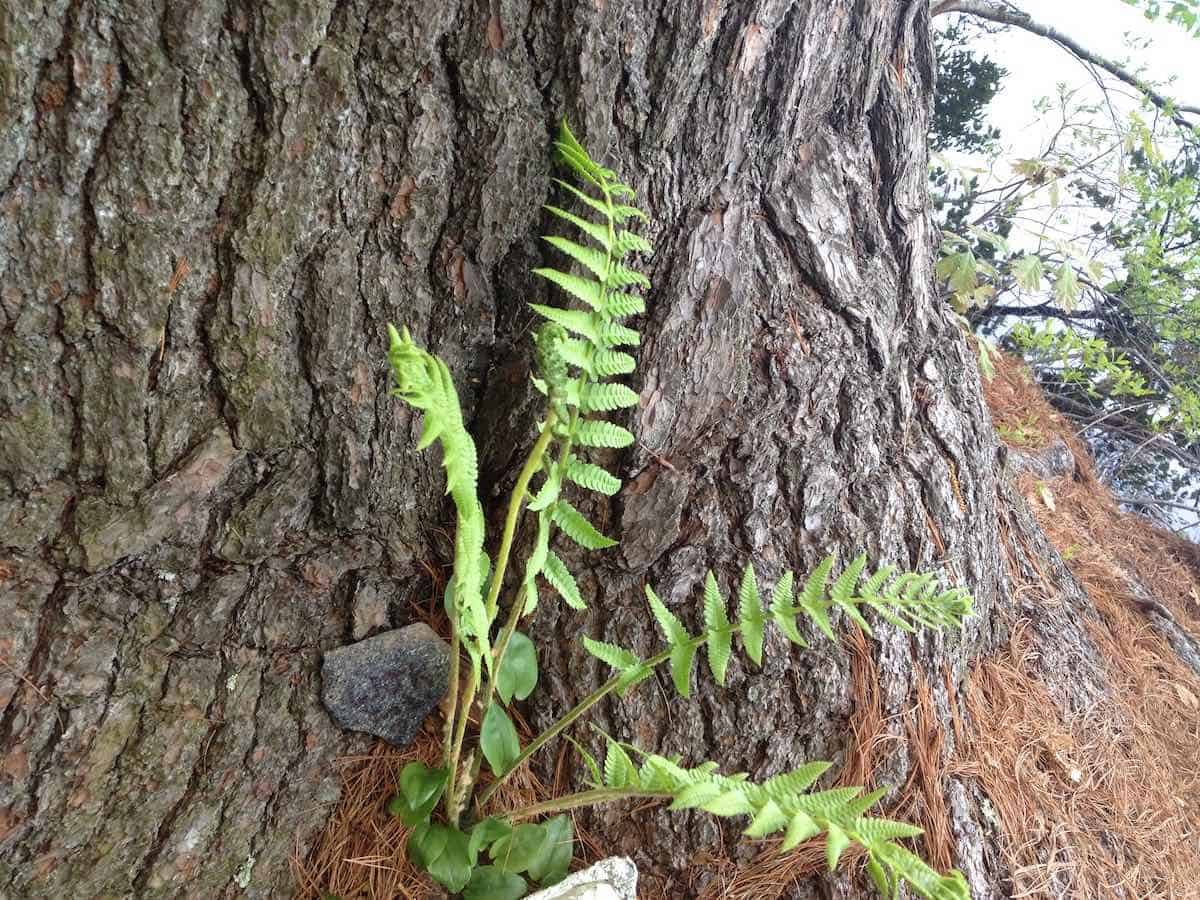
933, 0, 1200, 126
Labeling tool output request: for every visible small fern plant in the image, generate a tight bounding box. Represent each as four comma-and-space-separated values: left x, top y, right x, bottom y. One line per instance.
383, 122, 973, 900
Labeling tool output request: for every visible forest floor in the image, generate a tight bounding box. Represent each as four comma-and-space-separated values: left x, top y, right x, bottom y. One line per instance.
292, 353, 1200, 900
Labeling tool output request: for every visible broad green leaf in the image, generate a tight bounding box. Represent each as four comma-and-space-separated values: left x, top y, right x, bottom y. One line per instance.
703, 571, 732, 685
409, 824, 472, 893
551, 500, 617, 549
737, 565, 764, 666
468, 817, 512, 859
490, 823, 551, 875
389, 762, 448, 826
527, 814, 573, 885
426, 826, 472, 893
934, 251, 977, 295
496, 630, 538, 704
406, 822, 445, 871
1054, 263, 1081, 309
480, 704, 521, 776
464, 866, 527, 900
543, 551, 586, 609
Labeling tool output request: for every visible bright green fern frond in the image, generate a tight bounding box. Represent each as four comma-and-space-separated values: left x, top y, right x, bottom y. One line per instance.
702, 572, 732, 685
565, 456, 622, 495
589, 748, 967, 899
551, 499, 616, 549
544, 204, 611, 250
532, 267, 604, 312
543, 551, 585, 610
603, 292, 647, 319
737, 564, 765, 666
386, 324, 490, 671
580, 382, 639, 412
542, 235, 608, 281
574, 419, 635, 448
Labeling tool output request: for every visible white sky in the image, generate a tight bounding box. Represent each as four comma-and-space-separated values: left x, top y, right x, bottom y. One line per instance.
969, 1, 1200, 148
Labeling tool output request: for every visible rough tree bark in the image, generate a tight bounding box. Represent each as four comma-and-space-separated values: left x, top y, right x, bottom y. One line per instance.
0, 1, 1117, 898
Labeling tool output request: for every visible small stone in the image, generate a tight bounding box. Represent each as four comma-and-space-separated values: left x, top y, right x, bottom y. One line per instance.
526, 857, 638, 900
320, 623, 449, 746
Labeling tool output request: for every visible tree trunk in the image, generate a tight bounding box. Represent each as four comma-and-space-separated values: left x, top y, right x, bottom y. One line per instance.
0, 1, 1119, 898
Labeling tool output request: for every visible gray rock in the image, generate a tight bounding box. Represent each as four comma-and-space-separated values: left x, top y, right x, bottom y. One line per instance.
526, 857, 638, 900
320, 623, 450, 746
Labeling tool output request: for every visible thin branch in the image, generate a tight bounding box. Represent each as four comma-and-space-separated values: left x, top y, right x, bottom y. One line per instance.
933, 0, 1200, 128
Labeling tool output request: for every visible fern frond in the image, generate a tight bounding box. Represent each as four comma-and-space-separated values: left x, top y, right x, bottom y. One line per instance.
545, 204, 611, 250
530, 303, 599, 344
581, 382, 640, 412
532, 267, 604, 312
612, 230, 652, 258
603, 292, 647, 319
518, 121, 650, 623
386, 324, 490, 672
581, 745, 968, 900
590, 556, 971, 699
565, 456, 622, 495
737, 565, 765, 666
598, 320, 641, 347
551, 499, 616, 549
574, 419, 635, 448
592, 349, 637, 376
542, 235, 609, 281
543, 551, 585, 610
702, 572, 732, 686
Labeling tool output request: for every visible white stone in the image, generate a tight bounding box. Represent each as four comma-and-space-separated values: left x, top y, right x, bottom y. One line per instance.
526, 857, 638, 900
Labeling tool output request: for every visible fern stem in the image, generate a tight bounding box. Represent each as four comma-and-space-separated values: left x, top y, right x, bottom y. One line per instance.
444, 667, 478, 826
483, 414, 559, 621
503, 787, 673, 821
475, 644, 672, 812
441, 620, 461, 779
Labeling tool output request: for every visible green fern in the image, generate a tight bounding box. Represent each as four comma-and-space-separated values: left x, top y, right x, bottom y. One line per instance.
517, 121, 651, 617
583, 554, 973, 694
581, 740, 968, 900
383, 125, 973, 900
387, 325, 490, 674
